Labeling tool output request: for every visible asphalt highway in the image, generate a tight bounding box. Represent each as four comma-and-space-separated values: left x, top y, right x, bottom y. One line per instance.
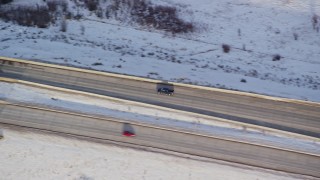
1, 58, 319, 137
0, 101, 319, 178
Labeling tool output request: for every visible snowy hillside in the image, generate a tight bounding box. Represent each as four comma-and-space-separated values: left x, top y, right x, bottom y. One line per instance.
0, 0, 319, 101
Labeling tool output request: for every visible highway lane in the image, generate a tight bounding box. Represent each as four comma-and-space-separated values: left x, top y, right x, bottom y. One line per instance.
0, 58, 320, 137
0, 101, 319, 178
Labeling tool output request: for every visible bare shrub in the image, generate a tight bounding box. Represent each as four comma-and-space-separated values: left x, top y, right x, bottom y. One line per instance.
0, 6, 51, 28
0, 0, 70, 28
242, 44, 246, 51
0, 0, 13, 5
312, 14, 319, 32
96, 7, 103, 18
149, 72, 159, 75
238, 28, 241, 36
293, 33, 298, 40
60, 18, 67, 32
47, 0, 68, 13
222, 44, 231, 53
80, 25, 85, 35
79, 174, 93, 180
47, 1, 58, 12
151, 5, 193, 33
131, 3, 194, 33
105, 8, 111, 19
272, 54, 281, 61
312, 14, 318, 29
65, 12, 73, 19
92, 62, 103, 66
60, 1, 68, 12
84, 0, 99, 11
74, 13, 83, 20
105, 0, 194, 34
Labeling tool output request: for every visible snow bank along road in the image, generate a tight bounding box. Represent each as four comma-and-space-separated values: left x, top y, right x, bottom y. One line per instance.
1, 57, 319, 138
0, 101, 319, 178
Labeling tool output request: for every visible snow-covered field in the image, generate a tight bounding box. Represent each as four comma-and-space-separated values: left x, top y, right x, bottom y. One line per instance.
0, 127, 314, 180
0, 0, 320, 101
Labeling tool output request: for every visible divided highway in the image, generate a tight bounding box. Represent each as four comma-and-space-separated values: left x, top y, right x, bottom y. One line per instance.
0, 101, 319, 178
1, 57, 319, 137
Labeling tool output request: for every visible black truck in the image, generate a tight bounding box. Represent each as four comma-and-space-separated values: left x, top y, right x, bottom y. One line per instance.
157, 87, 174, 96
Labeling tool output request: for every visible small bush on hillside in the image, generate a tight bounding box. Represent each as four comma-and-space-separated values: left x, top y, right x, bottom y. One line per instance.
312, 14, 319, 32
0, 0, 13, 5
222, 44, 231, 53
92, 62, 103, 66
96, 7, 103, 18
104, 0, 194, 34
84, 0, 99, 11
293, 33, 298, 40
131, 1, 194, 33
1, 0, 194, 34
65, 11, 73, 19
47, 1, 58, 12
60, 18, 67, 32
47, 0, 68, 13
74, 13, 83, 20
80, 25, 85, 35
272, 54, 281, 61
0, 0, 69, 28
148, 5, 193, 33
0, 6, 51, 28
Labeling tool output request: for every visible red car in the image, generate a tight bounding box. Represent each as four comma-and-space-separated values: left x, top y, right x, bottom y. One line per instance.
122, 131, 135, 137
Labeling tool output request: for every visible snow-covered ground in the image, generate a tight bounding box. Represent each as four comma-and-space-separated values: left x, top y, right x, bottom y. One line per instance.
1, 1, 319, 178
1, 82, 319, 155
0, 0, 320, 101
0, 127, 314, 180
